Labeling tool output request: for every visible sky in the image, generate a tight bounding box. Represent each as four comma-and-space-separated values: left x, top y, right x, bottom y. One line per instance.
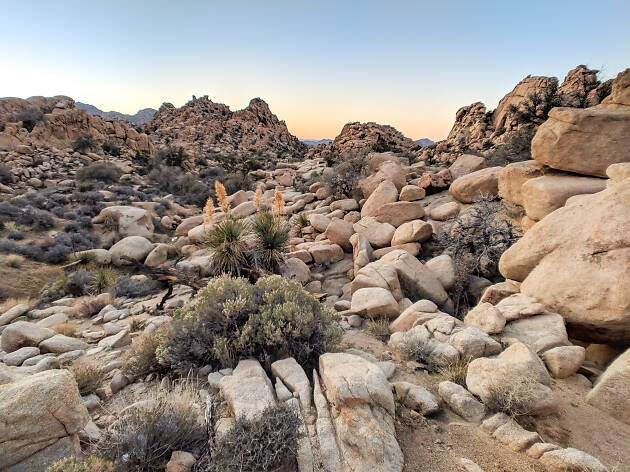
2, 1, 629, 141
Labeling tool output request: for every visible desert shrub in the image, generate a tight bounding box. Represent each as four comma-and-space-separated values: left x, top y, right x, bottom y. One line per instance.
206, 403, 301, 472
484, 127, 537, 167
16, 206, 54, 230
5, 254, 24, 268
7, 230, 23, 240
203, 219, 252, 276
290, 212, 309, 232
90, 267, 117, 294
65, 270, 94, 296
73, 295, 105, 317
0, 201, 20, 221
399, 336, 436, 370
321, 154, 366, 199
52, 319, 77, 337
72, 133, 97, 153
112, 275, 160, 298
251, 211, 289, 273
45, 456, 115, 472
213, 152, 263, 177
0, 164, 11, 184
40, 276, 68, 303
156, 276, 342, 373
15, 244, 44, 261
156, 145, 187, 168
102, 140, 121, 157
507, 84, 560, 126
70, 191, 103, 206
99, 383, 207, 472
123, 331, 164, 378
42, 245, 72, 264
435, 358, 470, 387
77, 162, 123, 183
71, 358, 106, 395
15, 107, 44, 132
484, 376, 540, 417
435, 196, 521, 317
370, 134, 396, 153
222, 172, 253, 194
147, 164, 210, 206
366, 317, 391, 338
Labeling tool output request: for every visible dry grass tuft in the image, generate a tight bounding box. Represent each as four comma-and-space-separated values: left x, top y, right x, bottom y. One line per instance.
51, 320, 78, 337
71, 358, 106, 396
5, 254, 24, 268
73, 296, 106, 317
484, 376, 541, 417
435, 357, 470, 387
123, 330, 162, 378
366, 317, 391, 338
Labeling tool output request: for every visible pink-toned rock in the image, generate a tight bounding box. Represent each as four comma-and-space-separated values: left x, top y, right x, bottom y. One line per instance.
374, 201, 425, 227
498, 160, 548, 207
391, 220, 433, 246
449, 167, 502, 203
361, 179, 398, 217
448, 154, 486, 180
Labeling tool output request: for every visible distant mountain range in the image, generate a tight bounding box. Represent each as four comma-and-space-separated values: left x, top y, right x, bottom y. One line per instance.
415, 138, 434, 147
76, 102, 157, 125
300, 138, 333, 147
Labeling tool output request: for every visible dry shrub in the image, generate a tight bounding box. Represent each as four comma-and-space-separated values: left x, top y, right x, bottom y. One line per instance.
99, 382, 207, 472
206, 403, 301, 472
45, 456, 115, 472
5, 254, 24, 268
52, 319, 77, 337
122, 330, 163, 378
71, 358, 107, 396
73, 296, 105, 317
366, 317, 391, 338
0, 296, 34, 313
484, 376, 540, 417
435, 357, 470, 387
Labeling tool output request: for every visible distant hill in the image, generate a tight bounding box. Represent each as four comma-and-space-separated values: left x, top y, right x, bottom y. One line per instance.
76, 102, 157, 125
415, 138, 434, 147
301, 138, 333, 147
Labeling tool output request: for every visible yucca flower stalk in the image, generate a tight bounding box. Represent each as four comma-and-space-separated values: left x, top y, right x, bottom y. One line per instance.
215, 180, 230, 214
203, 197, 215, 226
254, 187, 263, 211
272, 188, 285, 216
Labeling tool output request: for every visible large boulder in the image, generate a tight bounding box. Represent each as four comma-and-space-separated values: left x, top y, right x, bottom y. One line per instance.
94, 206, 153, 237
379, 249, 449, 306
325, 218, 355, 251
109, 236, 154, 265
449, 167, 502, 203
586, 348, 630, 425
498, 160, 548, 207
1, 321, 55, 353
499, 179, 630, 343
448, 154, 486, 180
361, 179, 398, 217
521, 174, 606, 221
351, 287, 400, 318
531, 106, 630, 177
319, 353, 403, 472
391, 220, 432, 246
219, 359, 275, 421
374, 201, 425, 227
352, 262, 403, 301
0, 370, 90, 471
353, 217, 395, 248
349, 233, 373, 275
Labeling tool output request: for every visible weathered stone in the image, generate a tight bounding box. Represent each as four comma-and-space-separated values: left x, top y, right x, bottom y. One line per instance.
586, 347, 630, 425
325, 218, 355, 251
393, 381, 440, 415
94, 205, 153, 237
374, 201, 425, 227
464, 302, 506, 334
271, 357, 311, 412
539, 448, 608, 472
448, 154, 486, 180
399, 185, 425, 201
391, 219, 432, 246
39, 334, 88, 353
449, 167, 502, 203
501, 312, 569, 353
0, 304, 30, 327
424, 254, 455, 290
353, 262, 403, 301
351, 287, 400, 318
1, 321, 55, 353
3, 346, 40, 366
542, 346, 585, 379
219, 359, 275, 421
109, 236, 154, 265
438, 381, 486, 423
353, 217, 395, 247
498, 160, 547, 207
361, 179, 398, 217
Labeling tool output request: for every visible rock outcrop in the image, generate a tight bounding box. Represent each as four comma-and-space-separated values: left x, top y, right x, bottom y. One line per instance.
145, 96, 306, 160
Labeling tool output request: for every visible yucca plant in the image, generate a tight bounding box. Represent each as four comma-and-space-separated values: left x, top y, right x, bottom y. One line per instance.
252, 210, 289, 273
291, 212, 309, 231
90, 266, 117, 294
204, 218, 252, 276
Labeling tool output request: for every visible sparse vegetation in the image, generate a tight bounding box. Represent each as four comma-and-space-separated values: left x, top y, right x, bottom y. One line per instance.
72, 133, 97, 153
15, 107, 44, 132
98, 383, 207, 472
290, 212, 310, 232
366, 317, 391, 338
0, 164, 11, 184
321, 153, 366, 199
484, 376, 540, 417
251, 210, 290, 273
71, 358, 106, 396
45, 456, 115, 472
435, 196, 521, 317
77, 162, 123, 183
90, 267, 117, 294
102, 140, 122, 157
5, 254, 23, 268
435, 357, 470, 387
156, 145, 187, 168
206, 403, 302, 472
112, 275, 160, 298
204, 218, 252, 276
156, 275, 342, 373
122, 330, 163, 378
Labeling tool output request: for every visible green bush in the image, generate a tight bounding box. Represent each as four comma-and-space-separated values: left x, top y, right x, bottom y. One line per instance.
204, 218, 252, 276
206, 403, 301, 472
156, 276, 342, 373
45, 456, 114, 472
77, 162, 123, 183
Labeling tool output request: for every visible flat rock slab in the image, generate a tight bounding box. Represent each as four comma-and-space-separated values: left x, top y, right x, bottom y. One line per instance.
219, 359, 276, 421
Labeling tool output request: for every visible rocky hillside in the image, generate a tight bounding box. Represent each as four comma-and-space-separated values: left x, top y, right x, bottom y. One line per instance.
76, 102, 157, 125
145, 95, 307, 161
422, 65, 614, 166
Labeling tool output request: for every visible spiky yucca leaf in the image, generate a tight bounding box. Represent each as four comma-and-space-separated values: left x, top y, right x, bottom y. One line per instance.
204, 218, 252, 276
252, 210, 289, 272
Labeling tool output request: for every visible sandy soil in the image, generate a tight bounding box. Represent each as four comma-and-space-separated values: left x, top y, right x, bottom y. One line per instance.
342, 330, 630, 472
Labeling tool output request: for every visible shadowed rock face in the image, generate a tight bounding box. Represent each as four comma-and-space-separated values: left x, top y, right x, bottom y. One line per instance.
145, 95, 307, 159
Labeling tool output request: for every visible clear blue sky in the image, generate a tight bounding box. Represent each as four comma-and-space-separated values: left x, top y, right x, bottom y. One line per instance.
2, 0, 628, 140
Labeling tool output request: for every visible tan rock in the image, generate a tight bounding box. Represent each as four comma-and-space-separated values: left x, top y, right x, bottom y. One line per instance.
429, 201, 460, 220
521, 173, 606, 221
324, 218, 354, 251
353, 217, 395, 247
361, 179, 398, 217
586, 347, 630, 425
448, 154, 486, 180
1, 321, 55, 353
350, 233, 373, 275
351, 287, 400, 318
353, 262, 403, 301
499, 180, 630, 343
464, 302, 506, 334
449, 167, 502, 203
424, 254, 455, 290
391, 219, 432, 246
399, 185, 425, 201
94, 206, 153, 238
498, 160, 547, 206
542, 346, 585, 379
374, 201, 425, 227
